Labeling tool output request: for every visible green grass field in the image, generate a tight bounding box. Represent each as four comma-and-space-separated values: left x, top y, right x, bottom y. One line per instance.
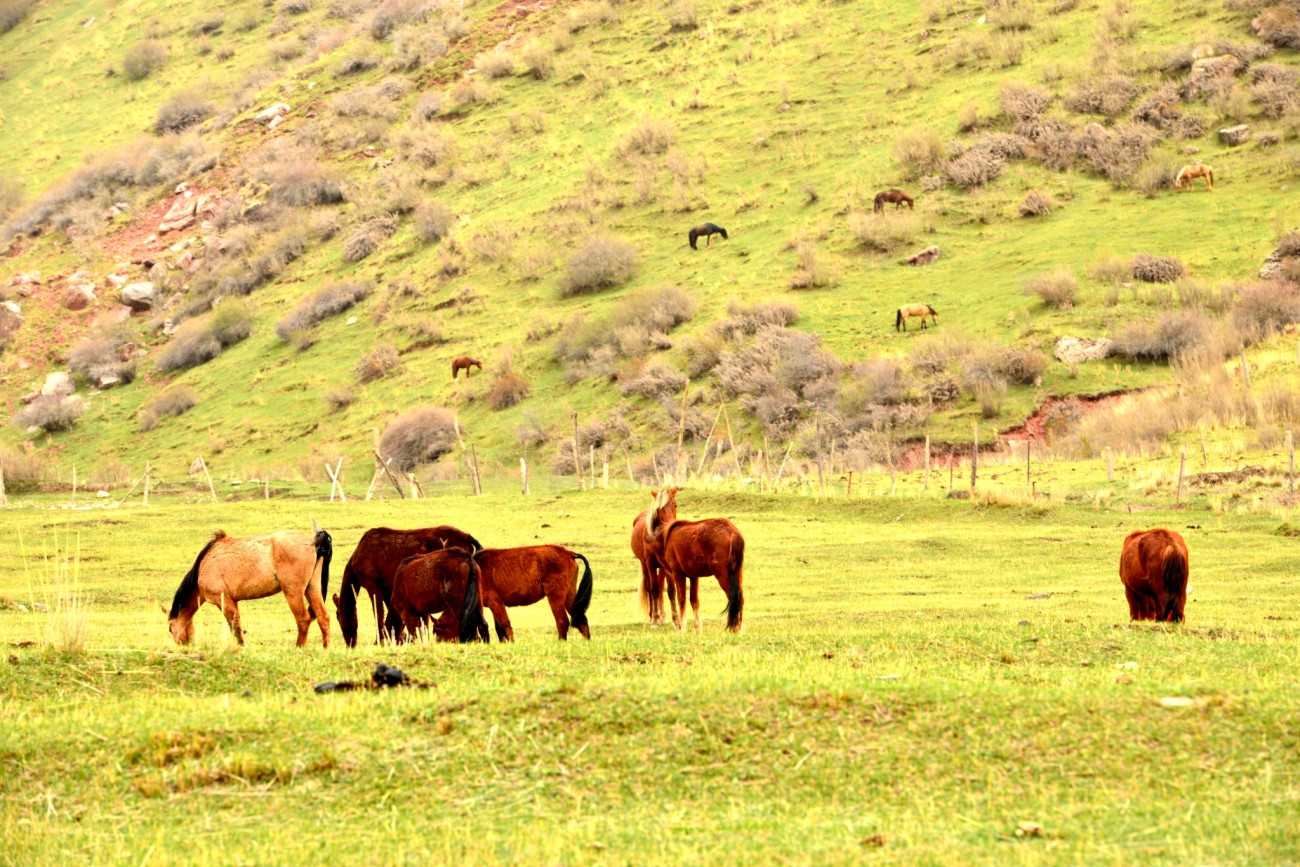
2, 484, 1298, 864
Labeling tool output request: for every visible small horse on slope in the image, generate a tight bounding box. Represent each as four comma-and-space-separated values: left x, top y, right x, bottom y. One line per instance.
166, 523, 334, 647
472, 545, 593, 641
895, 303, 937, 332
644, 487, 744, 633
632, 501, 676, 627
874, 189, 914, 213
688, 223, 728, 250
1120, 528, 1189, 623
389, 548, 485, 643
1175, 163, 1214, 191
452, 356, 482, 379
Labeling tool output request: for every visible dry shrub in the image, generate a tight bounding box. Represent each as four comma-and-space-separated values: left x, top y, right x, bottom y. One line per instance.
1063, 74, 1140, 118
618, 358, 686, 399
999, 81, 1052, 121
892, 127, 946, 179
476, 48, 515, 78
666, 0, 698, 31
788, 239, 834, 289
380, 406, 459, 470
469, 223, 514, 264
208, 299, 253, 347
123, 41, 168, 81
263, 156, 345, 207
520, 40, 553, 79
1130, 253, 1186, 283
1078, 122, 1155, 185
1251, 64, 1300, 118
717, 326, 840, 435
1090, 253, 1128, 285
1232, 280, 1300, 341
369, 0, 427, 39
618, 118, 676, 157
13, 396, 84, 433
841, 358, 911, 411
412, 92, 443, 121
1276, 231, 1300, 258
1026, 266, 1078, 308
68, 327, 137, 386
987, 0, 1033, 30
450, 78, 493, 109
557, 285, 696, 365
1131, 85, 1208, 139
155, 321, 222, 372
354, 344, 400, 383
334, 52, 381, 76
489, 370, 530, 410
1252, 6, 1300, 50
324, 387, 355, 413
1111, 310, 1210, 361
1134, 163, 1176, 198
848, 210, 919, 253
153, 90, 215, 135
414, 201, 455, 241
0, 0, 35, 34
139, 386, 197, 430
944, 148, 1004, 189
560, 235, 638, 296
396, 123, 455, 169
276, 280, 374, 340
1018, 189, 1053, 216
343, 215, 398, 263
331, 85, 401, 120
391, 24, 448, 70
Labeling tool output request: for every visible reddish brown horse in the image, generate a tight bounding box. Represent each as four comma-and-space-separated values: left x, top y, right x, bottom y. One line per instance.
332, 525, 482, 647
632, 499, 676, 627
1120, 528, 1189, 623
473, 545, 593, 641
645, 487, 744, 633
389, 548, 484, 643
874, 189, 914, 213
451, 356, 482, 378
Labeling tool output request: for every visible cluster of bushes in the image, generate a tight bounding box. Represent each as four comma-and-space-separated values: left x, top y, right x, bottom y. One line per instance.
13, 395, 84, 433
138, 386, 198, 431
275, 281, 373, 341
556, 285, 696, 380
380, 406, 459, 471
68, 325, 137, 385
156, 300, 253, 372
559, 235, 638, 296
153, 89, 216, 135
354, 344, 399, 383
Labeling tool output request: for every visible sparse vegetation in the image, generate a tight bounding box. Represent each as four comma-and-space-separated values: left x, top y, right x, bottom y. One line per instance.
1112, 310, 1211, 361
560, 235, 638, 296
354, 344, 400, 383
276, 281, 375, 340
152, 89, 215, 135
1018, 189, 1053, 217
848, 211, 918, 252
1026, 266, 1078, 309
488, 369, 530, 410
380, 406, 459, 470
13, 395, 84, 433
1130, 253, 1186, 284
123, 41, 168, 81
138, 386, 198, 431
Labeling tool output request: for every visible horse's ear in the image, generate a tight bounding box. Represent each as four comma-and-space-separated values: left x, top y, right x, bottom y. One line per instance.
331, 593, 340, 606
159, 603, 168, 616
650, 488, 658, 497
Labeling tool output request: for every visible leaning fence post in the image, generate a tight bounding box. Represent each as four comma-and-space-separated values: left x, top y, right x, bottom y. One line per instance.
1175, 446, 1187, 506
0, 465, 7, 507
143, 462, 151, 506
1287, 430, 1294, 500
198, 456, 218, 504
572, 412, 585, 491
970, 424, 979, 494
923, 435, 930, 491
521, 456, 530, 495
469, 443, 482, 496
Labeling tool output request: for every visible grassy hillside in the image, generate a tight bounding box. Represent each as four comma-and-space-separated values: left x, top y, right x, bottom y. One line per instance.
1, 0, 1299, 487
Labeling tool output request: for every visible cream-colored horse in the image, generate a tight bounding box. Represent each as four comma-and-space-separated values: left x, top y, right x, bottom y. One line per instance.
165, 524, 333, 647
1175, 163, 1214, 191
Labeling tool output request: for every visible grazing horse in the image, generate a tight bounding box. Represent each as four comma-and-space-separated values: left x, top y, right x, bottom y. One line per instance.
688, 223, 728, 250
451, 356, 482, 379
645, 487, 744, 633
166, 523, 334, 648
895, 303, 937, 332
1175, 163, 1214, 192
472, 546, 593, 641
389, 548, 485, 643
1120, 528, 1189, 623
874, 189, 914, 213
632, 500, 676, 627
332, 525, 483, 647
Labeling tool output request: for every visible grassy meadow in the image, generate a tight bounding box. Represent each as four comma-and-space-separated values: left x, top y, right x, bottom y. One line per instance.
2, 479, 1299, 864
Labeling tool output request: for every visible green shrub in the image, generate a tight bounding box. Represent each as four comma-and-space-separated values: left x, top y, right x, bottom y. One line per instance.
123, 41, 168, 81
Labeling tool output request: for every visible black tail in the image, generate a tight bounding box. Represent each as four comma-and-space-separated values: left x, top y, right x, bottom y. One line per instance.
1161, 547, 1188, 623
458, 551, 482, 643
467, 534, 484, 553
569, 553, 593, 631
895, 309, 903, 331
725, 535, 744, 632
688, 230, 698, 250
310, 530, 333, 621
170, 531, 225, 618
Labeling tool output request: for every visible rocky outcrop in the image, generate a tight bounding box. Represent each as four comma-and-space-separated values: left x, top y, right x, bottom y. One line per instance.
1219, 124, 1251, 146
906, 245, 941, 266
1185, 54, 1245, 99
120, 281, 156, 310
0, 301, 21, 346
1054, 337, 1114, 364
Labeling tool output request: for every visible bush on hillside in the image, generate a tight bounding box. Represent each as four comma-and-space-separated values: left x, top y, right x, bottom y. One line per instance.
138, 386, 198, 431
264, 158, 345, 207
841, 358, 911, 410
13, 395, 83, 432
999, 81, 1052, 121
123, 41, 168, 81
944, 148, 1005, 189
342, 215, 398, 263
1026, 266, 1078, 309
619, 359, 687, 399
520, 40, 554, 80
1063, 74, 1141, 118
207, 299, 253, 347
847, 211, 918, 252
560, 235, 637, 296
324, 386, 355, 413
354, 344, 400, 383
369, 0, 428, 40
334, 52, 381, 76
1078, 122, 1155, 186
156, 321, 222, 372
476, 47, 515, 78
488, 370, 530, 410
556, 285, 697, 363
276, 281, 374, 340
153, 90, 215, 135
1232, 281, 1300, 341
414, 201, 455, 242
892, 127, 946, 179
788, 240, 835, 290
1111, 310, 1210, 361
1018, 189, 1053, 216
68, 328, 137, 386
0, 0, 35, 34
618, 118, 676, 157
1130, 253, 1186, 283
380, 406, 459, 471
1252, 6, 1300, 50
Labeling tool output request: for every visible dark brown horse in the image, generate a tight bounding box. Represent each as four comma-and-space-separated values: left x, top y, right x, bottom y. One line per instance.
389, 548, 484, 643
874, 189, 914, 213
688, 223, 728, 250
645, 487, 744, 633
473, 545, 593, 641
1120, 528, 1189, 623
332, 525, 482, 647
632, 499, 676, 627
451, 356, 482, 379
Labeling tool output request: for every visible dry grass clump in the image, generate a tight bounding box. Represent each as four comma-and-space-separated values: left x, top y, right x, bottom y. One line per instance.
354, 344, 400, 383
557, 285, 696, 366
1063, 74, 1140, 118
275, 280, 374, 340
0, 175, 23, 221
962, 345, 1047, 392
263, 155, 345, 207
1131, 85, 1208, 139
391, 24, 448, 70
156, 300, 253, 373
414, 201, 455, 242
1275, 230, 1300, 259
1111, 310, 1210, 361
717, 326, 840, 438
324, 387, 356, 413
380, 406, 459, 471
1077, 122, 1155, 186
618, 118, 676, 157
68, 327, 137, 386
1026, 266, 1078, 309
619, 359, 688, 399
788, 239, 835, 289
1250, 64, 1300, 118
1089, 252, 1128, 285
334, 52, 381, 76
987, 0, 1034, 30
152, 89, 215, 135
411, 92, 443, 122
944, 147, 1005, 189
369, 0, 428, 40
123, 41, 168, 81
1130, 253, 1186, 283
1231, 280, 1300, 341
1252, 6, 1300, 49
342, 215, 398, 263
999, 81, 1052, 121
560, 235, 638, 296
892, 127, 946, 179
138, 386, 198, 431
488, 369, 530, 410
13, 395, 84, 433
0, 0, 36, 34
449, 78, 493, 110
848, 210, 919, 253
1018, 189, 1054, 216
520, 39, 554, 79
1134, 163, 1176, 198
476, 47, 515, 78
841, 358, 911, 411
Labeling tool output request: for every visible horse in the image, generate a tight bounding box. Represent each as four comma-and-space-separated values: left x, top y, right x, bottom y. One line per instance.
389, 547, 485, 643
688, 223, 728, 250
1175, 163, 1214, 191
451, 356, 482, 379
644, 487, 744, 634
166, 522, 334, 648
895, 303, 937, 332
332, 525, 483, 648
1120, 528, 1189, 623
874, 189, 914, 213
632, 500, 676, 627
472, 545, 593, 641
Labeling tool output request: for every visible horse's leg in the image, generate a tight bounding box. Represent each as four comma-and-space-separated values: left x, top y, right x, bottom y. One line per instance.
664, 571, 677, 627
482, 588, 513, 642
1124, 587, 1143, 621
669, 571, 686, 632
689, 577, 701, 634
305, 580, 330, 649
547, 591, 571, 641
221, 595, 244, 645
283, 588, 313, 648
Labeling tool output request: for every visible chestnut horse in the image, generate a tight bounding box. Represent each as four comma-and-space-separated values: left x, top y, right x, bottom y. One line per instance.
451, 356, 482, 378
632, 501, 676, 627
688, 223, 728, 250
332, 525, 482, 647
874, 189, 914, 213
166, 524, 334, 647
1120, 528, 1189, 623
389, 548, 484, 643
895, 303, 937, 332
473, 545, 593, 641
1175, 163, 1213, 192
645, 487, 744, 633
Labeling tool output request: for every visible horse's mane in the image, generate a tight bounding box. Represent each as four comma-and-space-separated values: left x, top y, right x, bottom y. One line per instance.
170, 530, 226, 618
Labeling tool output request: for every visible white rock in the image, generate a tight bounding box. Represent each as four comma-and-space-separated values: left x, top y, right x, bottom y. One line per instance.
120, 282, 157, 310
96, 490, 110, 499
40, 371, 74, 398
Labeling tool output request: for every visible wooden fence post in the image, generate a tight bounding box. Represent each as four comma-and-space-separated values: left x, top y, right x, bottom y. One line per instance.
1175, 446, 1187, 506
1105, 447, 1114, 482
406, 473, 423, 499
199, 456, 218, 504
143, 462, 151, 506
721, 400, 743, 481
521, 456, 530, 495
264, 474, 270, 501
846, 471, 853, 498
469, 443, 482, 496
1025, 441, 1031, 490
923, 435, 930, 491
970, 424, 979, 494
572, 412, 585, 491
0, 465, 7, 507
1286, 430, 1294, 500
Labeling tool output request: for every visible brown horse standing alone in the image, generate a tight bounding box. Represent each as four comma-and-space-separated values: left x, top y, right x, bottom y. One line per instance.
473, 545, 593, 641
389, 548, 484, 643
632, 501, 676, 627
452, 356, 482, 379
1120, 528, 1189, 623
688, 223, 728, 250
645, 487, 744, 633
1175, 163, 1214, 191
895, 303, 937, 332
874, 189, 914, 213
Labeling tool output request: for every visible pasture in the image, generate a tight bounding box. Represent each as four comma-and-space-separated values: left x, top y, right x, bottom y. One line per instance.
2, 487, 1298, 864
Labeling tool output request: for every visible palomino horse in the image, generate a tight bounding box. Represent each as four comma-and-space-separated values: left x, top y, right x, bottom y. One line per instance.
166, 523, 334, 647
332, 525, 482, 647
874, 189, 914, 213
472, 545, 593, 641
1120, 528, 1189, 623
645, 487, 744, 633
451, 356, 482, 379
632, 500, 676, 627
895, 303, 937, 332
1175, 163, 1213, 191
688, 223, 728, 250
389, 548, 484, 643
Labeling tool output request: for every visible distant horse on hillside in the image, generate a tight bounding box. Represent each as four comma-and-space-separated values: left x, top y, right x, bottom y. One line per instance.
1120, 528, 1189, 623
874, 189, 914, 213
472, 545, 593, 641
644, 487, 744, 634
166, 522, 334, 647
632, 500, 676, 627
688, 223, 728, 250
1175, 163, 1214, 191
389, 547, 485, 643
451, 356, 482, 378
895, 303, 937, 332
